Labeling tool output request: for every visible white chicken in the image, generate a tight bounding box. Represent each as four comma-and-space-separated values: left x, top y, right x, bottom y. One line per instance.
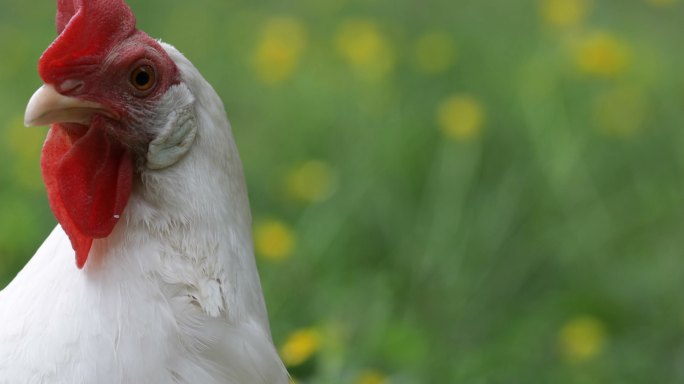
0, 0, 289, 382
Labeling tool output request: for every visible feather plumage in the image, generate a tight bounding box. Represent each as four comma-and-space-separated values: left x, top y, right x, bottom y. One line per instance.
0, 21, 288, 384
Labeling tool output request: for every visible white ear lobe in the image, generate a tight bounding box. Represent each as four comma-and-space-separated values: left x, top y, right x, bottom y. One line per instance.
146, 105, 198, 170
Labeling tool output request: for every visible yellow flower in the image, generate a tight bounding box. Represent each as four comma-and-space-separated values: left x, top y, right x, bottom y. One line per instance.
285, 160, 336, 203
254, 219, 296, 261
437, 95, 485, 141
540, 0, 591, 28
574, 32, 631, 77
594, 86, 647, 137
280, 327, 321, 367
336, 19, 394, 80
356, 370, 389, 384
413, 32, 456, 74
558, 315, 607, 363
253, 17, 307, 85
5, 115, 44, 190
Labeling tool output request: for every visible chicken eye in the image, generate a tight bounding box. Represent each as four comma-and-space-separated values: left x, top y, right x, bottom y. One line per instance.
130, 65, 156, 92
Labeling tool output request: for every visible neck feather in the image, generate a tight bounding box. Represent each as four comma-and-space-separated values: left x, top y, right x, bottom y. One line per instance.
94, 43, 269, 325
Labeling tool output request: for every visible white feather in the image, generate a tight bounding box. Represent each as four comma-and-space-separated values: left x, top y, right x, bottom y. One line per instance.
0, 43, 288, 383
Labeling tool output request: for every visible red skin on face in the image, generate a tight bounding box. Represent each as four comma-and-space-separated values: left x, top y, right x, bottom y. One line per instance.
41, 119, 133, 269
38, 0, 179, 268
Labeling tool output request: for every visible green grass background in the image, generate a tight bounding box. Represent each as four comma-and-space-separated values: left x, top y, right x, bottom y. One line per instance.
1, 0, 683, 382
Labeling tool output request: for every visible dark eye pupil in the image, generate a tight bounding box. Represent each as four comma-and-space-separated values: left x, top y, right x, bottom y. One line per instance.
130, 65, 156, 93
136, 71, 150, 86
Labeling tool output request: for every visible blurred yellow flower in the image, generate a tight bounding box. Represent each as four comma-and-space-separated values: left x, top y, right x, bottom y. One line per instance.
280, 327, 321, 366
5, 115, 44, 190
413, 32, 456, 74
356, 370, 389, 384
574, 32, 631, 77
336, 19, 394, 80
285, 160, 337, 203
253, 17, 307, 85
594, 86, 647, 137
540, 0, 591, 28
437, 95, 485, 141
254, 218, 296, 261
558, 315, 606, 363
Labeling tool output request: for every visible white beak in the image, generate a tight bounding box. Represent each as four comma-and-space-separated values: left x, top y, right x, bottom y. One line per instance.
24, 84, 109, 127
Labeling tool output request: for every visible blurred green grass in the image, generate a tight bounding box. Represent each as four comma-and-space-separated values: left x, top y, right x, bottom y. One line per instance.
1, 0, 684, 382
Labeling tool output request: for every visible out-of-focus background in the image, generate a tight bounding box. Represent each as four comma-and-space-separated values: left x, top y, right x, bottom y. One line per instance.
1, 0, 683, 382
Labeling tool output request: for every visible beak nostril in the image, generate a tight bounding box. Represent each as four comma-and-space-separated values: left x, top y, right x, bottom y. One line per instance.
24, 84, 110, 127
59, 79, 84, 94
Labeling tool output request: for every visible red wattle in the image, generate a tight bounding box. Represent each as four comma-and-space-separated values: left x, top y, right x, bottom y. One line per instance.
41, 121, 133, 268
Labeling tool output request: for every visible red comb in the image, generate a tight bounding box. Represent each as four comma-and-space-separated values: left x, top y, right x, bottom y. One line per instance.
40, 0, 137, 85
56, 0, 78, 34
